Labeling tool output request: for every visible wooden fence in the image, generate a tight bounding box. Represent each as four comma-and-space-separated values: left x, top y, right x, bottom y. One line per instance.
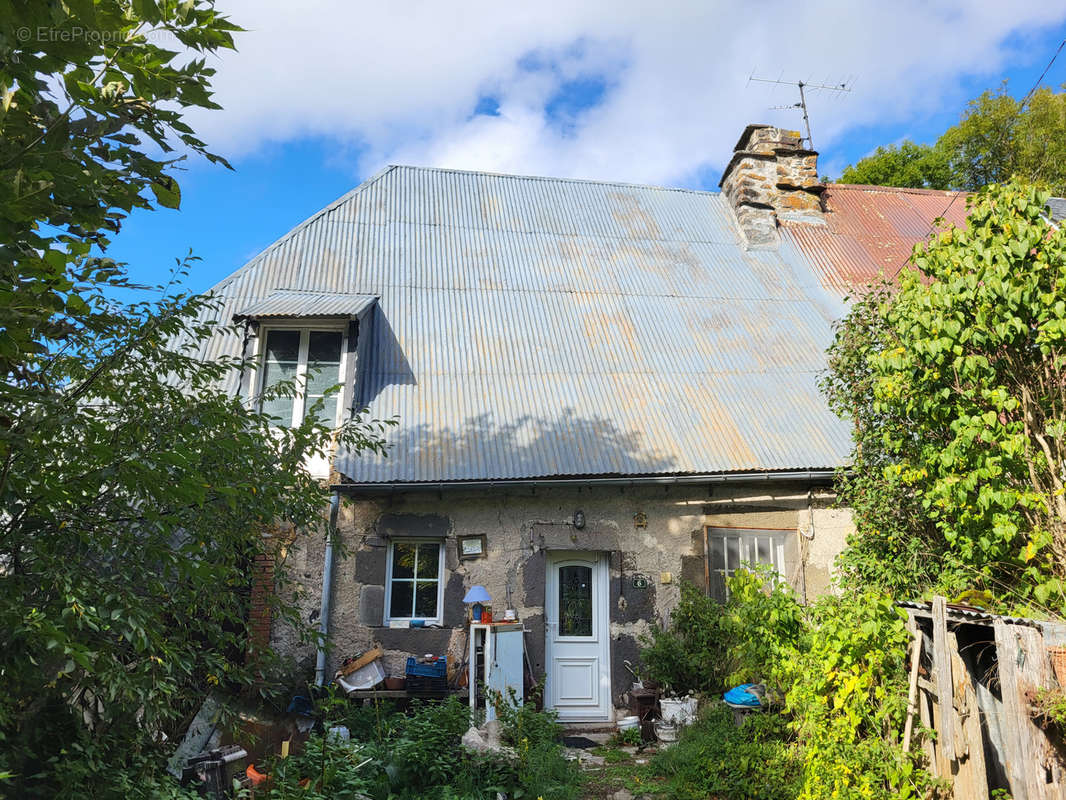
903, 597, 1066, 799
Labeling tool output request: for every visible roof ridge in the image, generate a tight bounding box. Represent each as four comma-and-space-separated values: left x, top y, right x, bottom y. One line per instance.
385, 163, 721, 197
829, 183, 963, 197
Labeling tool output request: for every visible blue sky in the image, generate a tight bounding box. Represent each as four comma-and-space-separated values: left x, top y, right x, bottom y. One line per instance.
107, 2, 1066, 295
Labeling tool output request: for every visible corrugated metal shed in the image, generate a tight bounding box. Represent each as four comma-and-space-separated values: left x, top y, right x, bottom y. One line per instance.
785, 184, 972, 295
194, 166, 871, 484
234, 290, 378, 320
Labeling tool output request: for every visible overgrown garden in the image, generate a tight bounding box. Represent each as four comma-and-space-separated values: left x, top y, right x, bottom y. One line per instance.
634, 179, 1066, 800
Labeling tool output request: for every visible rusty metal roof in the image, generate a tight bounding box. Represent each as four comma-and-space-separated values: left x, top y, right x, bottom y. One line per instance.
234, 290, 378, 320
898, 600, 1040, 628
194, 167, 926, 484
784, 184, 972, 295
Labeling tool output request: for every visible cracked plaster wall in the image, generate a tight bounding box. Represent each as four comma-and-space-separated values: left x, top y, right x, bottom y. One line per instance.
272, 481, 850, 712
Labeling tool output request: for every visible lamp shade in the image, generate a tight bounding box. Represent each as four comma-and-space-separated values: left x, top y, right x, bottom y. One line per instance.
462, 585, 491, 604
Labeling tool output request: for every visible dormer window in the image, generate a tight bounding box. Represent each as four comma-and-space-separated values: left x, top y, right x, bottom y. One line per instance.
233, 291, 379, 434
260, 328, 345, 427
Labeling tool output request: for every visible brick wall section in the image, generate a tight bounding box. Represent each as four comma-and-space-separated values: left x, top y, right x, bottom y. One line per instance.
248, 551, 275, 652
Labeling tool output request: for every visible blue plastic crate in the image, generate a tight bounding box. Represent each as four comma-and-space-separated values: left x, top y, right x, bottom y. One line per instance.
405, 657, 446, 678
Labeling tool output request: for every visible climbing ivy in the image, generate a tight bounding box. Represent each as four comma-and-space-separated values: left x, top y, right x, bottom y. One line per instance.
825, 181, 1066, 610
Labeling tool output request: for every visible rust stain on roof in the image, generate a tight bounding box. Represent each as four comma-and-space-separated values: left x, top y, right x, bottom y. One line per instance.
783, 184, 971, 294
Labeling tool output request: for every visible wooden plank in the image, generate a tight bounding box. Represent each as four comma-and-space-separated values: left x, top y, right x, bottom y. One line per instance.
919, 690, 939, 777
918, 682, 938, 778
1005, 623, 1065, 800
917, 676, 937, 698
703, 527, 711, 596
347, 689, 460, 698
337, 646, 383, 677
994, 620, 1032, 800
932, 596, 956, 762
949, 631, 988, 800
903, 617, 923, 754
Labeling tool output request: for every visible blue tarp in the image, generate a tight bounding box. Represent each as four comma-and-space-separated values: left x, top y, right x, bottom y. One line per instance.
723, 683, 763, 708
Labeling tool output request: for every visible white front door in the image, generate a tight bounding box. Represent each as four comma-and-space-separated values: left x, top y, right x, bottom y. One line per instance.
545, 551, 611, 721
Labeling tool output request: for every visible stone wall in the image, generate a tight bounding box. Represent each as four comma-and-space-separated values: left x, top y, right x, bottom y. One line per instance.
272, 481, 850, 714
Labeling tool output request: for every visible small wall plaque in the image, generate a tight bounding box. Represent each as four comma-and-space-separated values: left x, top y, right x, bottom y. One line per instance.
633, 512, 648, 529
458, 534, 487, 560
632, 575, 650, 589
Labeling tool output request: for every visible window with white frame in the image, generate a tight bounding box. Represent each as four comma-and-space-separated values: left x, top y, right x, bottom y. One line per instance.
384, 539, 445, 623
706, 527, 788, 602
259, 327, 346, 427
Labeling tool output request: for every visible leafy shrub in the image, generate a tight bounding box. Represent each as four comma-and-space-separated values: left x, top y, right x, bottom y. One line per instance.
649, 702, 802, 800
383, 697, 473, 791
725, 566, 805, 686
609, 726, 642, 747
288, 693, 578, 800
660, 569, 935, 800
490, 687, 581, 800
722, 569, 935, 800
267, 734, 374, 800
779, 591, 931, 800
640, 581, 734, 694
1033, 687, 1066, 728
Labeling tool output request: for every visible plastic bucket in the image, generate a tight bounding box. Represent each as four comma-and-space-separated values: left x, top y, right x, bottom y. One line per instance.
654, 721, 678, 742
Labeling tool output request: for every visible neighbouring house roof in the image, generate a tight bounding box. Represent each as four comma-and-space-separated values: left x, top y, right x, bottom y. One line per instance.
1049, 196, 1066, 223
193, 167, 1043, 485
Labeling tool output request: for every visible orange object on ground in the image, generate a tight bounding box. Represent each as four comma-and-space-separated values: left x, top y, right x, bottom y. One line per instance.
246, 763, 269, 787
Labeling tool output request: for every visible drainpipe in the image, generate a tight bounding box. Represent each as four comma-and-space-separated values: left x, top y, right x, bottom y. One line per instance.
314, 490, 341, 686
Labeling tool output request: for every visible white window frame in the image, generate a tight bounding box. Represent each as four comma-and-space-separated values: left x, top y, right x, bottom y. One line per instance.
383, 538, 446, 625
706, 526, 788, 600
255, 323, 349, 429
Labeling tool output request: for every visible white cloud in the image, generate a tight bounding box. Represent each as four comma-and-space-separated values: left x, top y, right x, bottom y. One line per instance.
190, 0, 1066, 186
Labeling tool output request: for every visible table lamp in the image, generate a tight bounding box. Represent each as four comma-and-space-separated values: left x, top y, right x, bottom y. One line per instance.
463, 585, 491, 622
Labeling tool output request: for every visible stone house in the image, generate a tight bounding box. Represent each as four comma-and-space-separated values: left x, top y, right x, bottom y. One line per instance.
195, 124, 971, 722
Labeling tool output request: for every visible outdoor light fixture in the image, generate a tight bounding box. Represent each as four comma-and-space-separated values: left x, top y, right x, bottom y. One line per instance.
573, 510, 586, 529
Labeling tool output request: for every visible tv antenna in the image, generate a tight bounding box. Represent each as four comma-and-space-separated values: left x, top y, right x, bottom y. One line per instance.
747, 72, 852, 150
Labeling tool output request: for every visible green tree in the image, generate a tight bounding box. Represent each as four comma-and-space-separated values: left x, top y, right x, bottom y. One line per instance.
823, 282, 969, 598
838, 140, 952, 189
0, 2, 392, 795
1, 286, 390, 797
835, 83, 1066, 195
942, 85, 1066, 193
824, 181, 1066, 608
1, 0, 237, 380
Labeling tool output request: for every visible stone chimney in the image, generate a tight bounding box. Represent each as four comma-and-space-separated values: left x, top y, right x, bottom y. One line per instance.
718, 124, 825, 249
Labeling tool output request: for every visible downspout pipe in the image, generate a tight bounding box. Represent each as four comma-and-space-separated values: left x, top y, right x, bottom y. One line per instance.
314, 490, 341, 686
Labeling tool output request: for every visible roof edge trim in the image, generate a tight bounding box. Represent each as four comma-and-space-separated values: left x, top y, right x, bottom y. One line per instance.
332, 469, 840, 494
211, 165, 398, 293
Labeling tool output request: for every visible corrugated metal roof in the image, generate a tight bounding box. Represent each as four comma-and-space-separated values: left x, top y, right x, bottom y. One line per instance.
898, 600, 1039, 628
787, 186, 1066, 294
193, 165, 863, 483
785, 184, 972, 295
234, 290, 377, 320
